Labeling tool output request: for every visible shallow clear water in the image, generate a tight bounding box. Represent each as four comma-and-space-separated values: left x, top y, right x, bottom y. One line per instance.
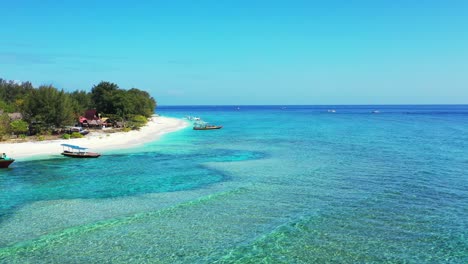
0, 105, 467, 263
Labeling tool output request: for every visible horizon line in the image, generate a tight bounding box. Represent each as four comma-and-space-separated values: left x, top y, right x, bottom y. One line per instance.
157, 103, 468, 107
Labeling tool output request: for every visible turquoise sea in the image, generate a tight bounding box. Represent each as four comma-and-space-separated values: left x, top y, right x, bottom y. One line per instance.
0, 105, 467, 263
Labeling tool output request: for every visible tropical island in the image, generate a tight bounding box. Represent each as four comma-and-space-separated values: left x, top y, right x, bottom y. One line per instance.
0, 78, 188, 158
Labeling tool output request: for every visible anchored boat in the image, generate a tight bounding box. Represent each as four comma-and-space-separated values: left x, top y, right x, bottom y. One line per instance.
61, 144, 101, 158
193, 121, 222, 130
0, 158, 14, 168
193, 125, 223, 130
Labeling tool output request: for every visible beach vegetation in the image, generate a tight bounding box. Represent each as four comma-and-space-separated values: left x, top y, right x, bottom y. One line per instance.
0, 100, 15, 113
127, 115, 148, 129
43, 129, 53, 136
0, 113, 10, 141
70, 132, 83, 138
62, 134, 71, 139
127, 88, 157, 117
0, 79, 34, 112
22, 85, 75, 128
9, 120, 29, 135
91, 81, 156, 119
15, 98, 25, 110
69, 90, 93, 118
91, 81, 119, 115
0, 77, 157, 141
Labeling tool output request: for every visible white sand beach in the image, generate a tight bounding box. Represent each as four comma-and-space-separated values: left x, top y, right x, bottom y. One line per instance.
0, 116, 189, 159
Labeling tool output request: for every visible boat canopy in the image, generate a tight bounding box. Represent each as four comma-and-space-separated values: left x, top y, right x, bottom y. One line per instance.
61, 144, 88, 150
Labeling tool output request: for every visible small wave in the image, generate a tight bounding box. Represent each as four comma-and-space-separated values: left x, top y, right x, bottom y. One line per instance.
0, 187, 250, 258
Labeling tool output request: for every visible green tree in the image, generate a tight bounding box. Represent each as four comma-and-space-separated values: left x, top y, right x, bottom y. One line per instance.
0, 79, 34, 111
0, 99, 15, 113
23, 85, 75, 128
90, 82, 156, 118
0, 113, 10, 140
111, 90, 133, 119
128, 115, 148, 129
128, 88, 157, 117
10, 120, 29, 135
91, 81, 119, 114
69, 90, 93, 118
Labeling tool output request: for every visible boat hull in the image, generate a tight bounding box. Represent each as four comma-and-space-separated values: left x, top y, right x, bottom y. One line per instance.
193, 126, 223, 130
61, 152, 101, 158
0, 159, 15, 168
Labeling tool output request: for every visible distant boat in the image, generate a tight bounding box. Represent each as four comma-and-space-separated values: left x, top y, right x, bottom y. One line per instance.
0, 158, 14, 168
327, 109, 336, 113
186, 116, 201, 121
61, 144, 101, 158
194, 125, 222, 130
193, 121, 222, 130
372, 110, 380, 114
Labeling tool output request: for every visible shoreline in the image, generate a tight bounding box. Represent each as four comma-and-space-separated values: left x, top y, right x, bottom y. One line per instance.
0, 116, 189, 160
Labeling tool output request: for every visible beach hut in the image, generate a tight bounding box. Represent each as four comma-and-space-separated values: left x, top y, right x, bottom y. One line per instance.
101, 117, 113, 128
87, 119, 103, 128
85, 109, 100, 120
79, 109, 104, 128
7, 112, 23, 120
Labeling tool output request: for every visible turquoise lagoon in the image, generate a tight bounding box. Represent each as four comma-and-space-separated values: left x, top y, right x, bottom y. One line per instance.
0, 105, 467, 263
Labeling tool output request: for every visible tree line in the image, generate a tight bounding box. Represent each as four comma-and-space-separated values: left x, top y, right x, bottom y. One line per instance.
0, 78, 157, 138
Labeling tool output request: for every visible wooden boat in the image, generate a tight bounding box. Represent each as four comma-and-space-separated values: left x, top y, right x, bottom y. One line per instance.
193, 121, 222, 130
193, 125, 223, 130
61, 144, 101, 158
0, 159, 14, 168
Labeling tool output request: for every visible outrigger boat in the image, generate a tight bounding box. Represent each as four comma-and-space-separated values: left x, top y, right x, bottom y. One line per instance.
193, 121, 223, 130
61, 144, 101, 158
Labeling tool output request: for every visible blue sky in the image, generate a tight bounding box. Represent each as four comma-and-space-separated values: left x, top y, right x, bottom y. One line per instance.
1, 0, 467, 105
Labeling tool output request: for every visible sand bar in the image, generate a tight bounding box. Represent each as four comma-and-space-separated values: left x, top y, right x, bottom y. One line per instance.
0, 116, 189, 159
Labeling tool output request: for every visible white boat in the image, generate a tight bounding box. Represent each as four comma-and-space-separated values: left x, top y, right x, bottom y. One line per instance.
61, 144, 101, 158
193, 121, 222, 130
186, 116, 201, 121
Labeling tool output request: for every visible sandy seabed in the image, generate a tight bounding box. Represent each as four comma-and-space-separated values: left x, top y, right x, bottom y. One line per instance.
0, 116, 189, 159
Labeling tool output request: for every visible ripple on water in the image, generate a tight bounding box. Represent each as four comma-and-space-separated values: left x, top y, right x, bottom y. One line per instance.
1, 107, 468, 262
